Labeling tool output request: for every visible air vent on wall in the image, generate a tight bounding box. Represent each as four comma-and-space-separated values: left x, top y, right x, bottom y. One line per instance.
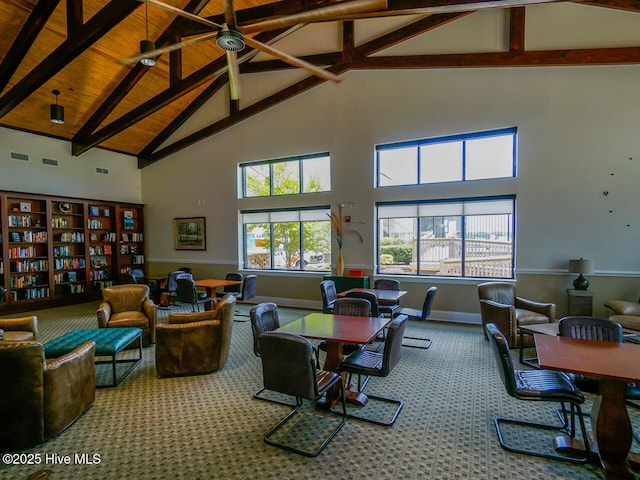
41, 158, 59, 166
10, 151, 29, 162
96, 167, 109, 175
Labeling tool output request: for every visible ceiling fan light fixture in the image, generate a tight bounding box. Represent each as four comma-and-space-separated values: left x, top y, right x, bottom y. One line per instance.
216, 28, 245, 52
139, 39, 157, 67
50, 89, 64, 125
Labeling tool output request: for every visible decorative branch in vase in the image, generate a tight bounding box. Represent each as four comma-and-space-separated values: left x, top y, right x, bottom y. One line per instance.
328, 203, 363, 276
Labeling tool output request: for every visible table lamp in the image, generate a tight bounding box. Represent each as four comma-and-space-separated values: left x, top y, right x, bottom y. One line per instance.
568, 258, 594, 290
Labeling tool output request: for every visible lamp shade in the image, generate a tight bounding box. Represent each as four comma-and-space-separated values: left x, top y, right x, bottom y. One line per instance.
568, 258, 594, 275
50, 103, 64, 124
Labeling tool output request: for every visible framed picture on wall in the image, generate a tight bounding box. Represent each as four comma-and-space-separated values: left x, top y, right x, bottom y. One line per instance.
174, 217, 206, 251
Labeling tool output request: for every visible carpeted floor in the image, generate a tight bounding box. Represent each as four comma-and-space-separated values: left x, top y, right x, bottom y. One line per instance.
2, 301, 636, 479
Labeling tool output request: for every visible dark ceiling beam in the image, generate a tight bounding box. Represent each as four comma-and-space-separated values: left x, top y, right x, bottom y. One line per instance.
137, 75, 229, 165
576, 0, 640, 12
0, 0, 139, 119
76, 29, 288, 156
509, 7, 525, 53
352, 46, 640, 68
343, 21, 355, 59
140, 62, 351, 165
72, 0, 211, 155
66, 0, 83, 39
0, 0, 60, 94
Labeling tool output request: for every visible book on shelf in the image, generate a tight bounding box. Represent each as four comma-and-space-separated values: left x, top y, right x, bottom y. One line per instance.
91, 255, 107, 268
89, 205, 99, 216
104, 244, 112, 254
120, 244, 129, 254
123, 210, 134, 219
68, 271, 77, 282
123, 218, 135, 230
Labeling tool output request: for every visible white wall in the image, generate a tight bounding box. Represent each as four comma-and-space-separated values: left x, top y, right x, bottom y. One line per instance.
140, 63, 640, 316
0, 128, 141, 203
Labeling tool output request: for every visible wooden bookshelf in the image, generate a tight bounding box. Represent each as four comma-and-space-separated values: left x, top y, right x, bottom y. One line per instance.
0, 190, 145, 313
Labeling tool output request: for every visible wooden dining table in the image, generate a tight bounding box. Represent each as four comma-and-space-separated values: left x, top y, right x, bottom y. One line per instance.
194, 278, 242, 310
535, 334, 640, 479
277, 312, 390, 407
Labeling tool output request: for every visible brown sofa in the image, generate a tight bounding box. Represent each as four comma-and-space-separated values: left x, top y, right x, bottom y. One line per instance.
97, 284, 157, 346
0, 315, 38, 342
155, 294, 236, 377
478, 282, 555, 347
0, 340, 96, 451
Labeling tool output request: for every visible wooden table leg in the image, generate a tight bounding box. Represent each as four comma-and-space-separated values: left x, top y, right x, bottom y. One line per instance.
592, 379, 635, 479
321, 342, 368, 407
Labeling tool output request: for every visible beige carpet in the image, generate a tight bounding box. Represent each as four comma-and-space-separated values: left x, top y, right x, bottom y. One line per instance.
1, 301, 631, 479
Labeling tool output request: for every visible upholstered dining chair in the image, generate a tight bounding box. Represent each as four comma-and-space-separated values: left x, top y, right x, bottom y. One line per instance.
215, 272, 243, 299
333, 314, 408, 426
259, 331, 347, 457
320, 279, 338, 313
345, 290, 383, 317
557, 316, 623, 395
478, 282, 555, 347
176, 276, 213, 312
233, 275, 258, 319
374, 278, 401, 317
249, 302, 295, 406
485, 323, 591, 464
397, 286, 438, 349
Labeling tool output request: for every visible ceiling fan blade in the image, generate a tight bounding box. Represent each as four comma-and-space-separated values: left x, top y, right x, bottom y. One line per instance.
242, 0, 388, 34
243, 36, 341, 83
138, 0, 223, 29
223, 0, 237, 28
226, 50, 242, 100
120, 32, 218, 65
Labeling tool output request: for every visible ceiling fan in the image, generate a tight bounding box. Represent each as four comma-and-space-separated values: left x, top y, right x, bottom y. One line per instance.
125, 0, 390, 100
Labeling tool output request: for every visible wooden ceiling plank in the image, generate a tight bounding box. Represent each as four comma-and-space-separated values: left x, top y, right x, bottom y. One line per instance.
77, 28, 289, 155
343, 20, 355, 59
509, 7, 525, 53
0, 0, 140, 119
353, 46, 640, 68
0, 0, 61, 94
138, 75, 229, 162
72, 0, 212, 155
140, 62, 351, 166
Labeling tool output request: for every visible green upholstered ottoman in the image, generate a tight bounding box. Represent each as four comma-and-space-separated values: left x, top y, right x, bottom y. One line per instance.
45, 328, 142, 387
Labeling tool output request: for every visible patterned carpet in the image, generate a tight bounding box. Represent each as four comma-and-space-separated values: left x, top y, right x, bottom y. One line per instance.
2, 301, 635, 479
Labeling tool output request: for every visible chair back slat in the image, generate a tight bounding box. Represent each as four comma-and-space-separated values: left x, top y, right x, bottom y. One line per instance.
259, 332, 317, 399
558, 316, 623, 343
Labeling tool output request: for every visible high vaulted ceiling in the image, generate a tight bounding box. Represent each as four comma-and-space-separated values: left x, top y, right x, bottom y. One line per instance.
1, 0, 639, 168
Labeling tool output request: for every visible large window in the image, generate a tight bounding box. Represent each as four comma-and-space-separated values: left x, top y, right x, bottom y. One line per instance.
241, 153, 331, 197
377, 197, 515, 278
376, 128, 516, 187
242, 208, 331, 272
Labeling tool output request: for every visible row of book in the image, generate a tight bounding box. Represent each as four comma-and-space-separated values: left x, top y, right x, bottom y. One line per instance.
10, 231, 47, 242
89, 206, 111, 217
121, 233, 143, 242
89, 232, 116, 242
9, 287, 50, 301
87, 218, 106, 229
8, 215, 37, 227
58, 232, 84, 243
54, 271, 81, 284
9, 247, 42, 259
90, 270, 109, 281
54, 257, 86, 270
9, 275, 38, 288
92, 280, 114, 290
11, 259, 48, 272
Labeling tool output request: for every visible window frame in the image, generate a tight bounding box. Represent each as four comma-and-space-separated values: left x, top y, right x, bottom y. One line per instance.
240, 206, 332, 273
376, 127, 517, 187
240, 152, 331, 198
376, 195, 516, 279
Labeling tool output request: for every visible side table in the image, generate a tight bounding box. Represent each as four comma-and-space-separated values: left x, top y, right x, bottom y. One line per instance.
567, 289, 593, 316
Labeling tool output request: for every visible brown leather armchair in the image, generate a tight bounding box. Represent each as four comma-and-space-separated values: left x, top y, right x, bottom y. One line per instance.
155, 294, 236, 377
0, 340, 96, 451
478, 282, 555, 347
605, 297, 640, 331
0, 315, 38, 341
97, 284, 157, 346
